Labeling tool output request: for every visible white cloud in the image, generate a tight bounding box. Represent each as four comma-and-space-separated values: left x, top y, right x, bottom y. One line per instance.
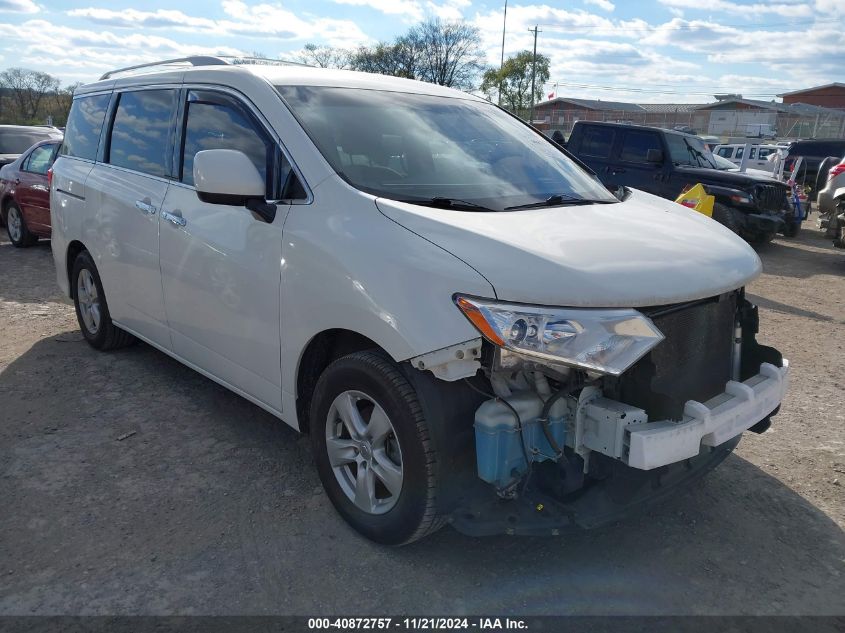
658, 0, 813, 18
332, 0, 424, 22
329, 0, 470, 23
0, 0, 38, 14
67, 8, 217, 30
67, 2, 373, 49
815, 0, 839, 13
583, 0, 615, 12
426, 0, 471, 21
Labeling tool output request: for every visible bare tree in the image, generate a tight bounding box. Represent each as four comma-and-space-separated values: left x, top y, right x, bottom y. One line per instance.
0, 68, 61, 122
411, 19, 485, 90
299, 43, 351, 69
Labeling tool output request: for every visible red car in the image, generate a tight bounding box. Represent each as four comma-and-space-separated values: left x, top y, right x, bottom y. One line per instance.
0, 137, 62, 247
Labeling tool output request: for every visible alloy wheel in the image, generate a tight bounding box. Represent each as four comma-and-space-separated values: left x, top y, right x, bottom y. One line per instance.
7, 207, 22, 243
76, 269, 101, 335
325, 390, 404, 515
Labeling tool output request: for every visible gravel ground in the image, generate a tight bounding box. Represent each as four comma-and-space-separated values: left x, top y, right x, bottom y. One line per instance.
0, 226, 843, 616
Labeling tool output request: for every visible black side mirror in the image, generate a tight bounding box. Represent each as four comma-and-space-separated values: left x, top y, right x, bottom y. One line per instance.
647, 149, 664, 164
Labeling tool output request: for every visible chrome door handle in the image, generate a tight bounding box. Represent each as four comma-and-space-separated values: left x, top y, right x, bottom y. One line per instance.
161, 210, 186, 227
135, 200, 156, 215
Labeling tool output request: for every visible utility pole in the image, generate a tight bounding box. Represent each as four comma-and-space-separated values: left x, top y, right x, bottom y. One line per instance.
498, 0, 508, 106
529, 25, 540, 124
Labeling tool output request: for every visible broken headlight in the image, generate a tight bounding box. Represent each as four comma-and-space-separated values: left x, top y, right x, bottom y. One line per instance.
454, 295, 664, 376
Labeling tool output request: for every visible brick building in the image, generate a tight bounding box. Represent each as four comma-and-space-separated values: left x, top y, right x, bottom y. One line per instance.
778, 83, 845, 110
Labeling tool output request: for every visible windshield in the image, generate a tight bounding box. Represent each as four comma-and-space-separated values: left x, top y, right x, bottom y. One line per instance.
711, 153, 738, 171
276, 86, 618, 210
665, 133, 717, 169
0, 130, 57, 155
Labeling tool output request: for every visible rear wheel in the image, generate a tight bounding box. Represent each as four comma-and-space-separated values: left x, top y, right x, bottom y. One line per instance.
71, 250, 136, 350
310, 351, 445, 545
5, 203, 36, 247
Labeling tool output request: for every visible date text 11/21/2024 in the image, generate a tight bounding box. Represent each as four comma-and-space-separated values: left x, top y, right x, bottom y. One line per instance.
307, 618, 529, 630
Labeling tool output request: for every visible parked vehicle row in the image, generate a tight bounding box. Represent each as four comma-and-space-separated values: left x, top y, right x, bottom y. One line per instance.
564, 121, 797, 241
46, 58, 789, 544
0, 137, 62, 246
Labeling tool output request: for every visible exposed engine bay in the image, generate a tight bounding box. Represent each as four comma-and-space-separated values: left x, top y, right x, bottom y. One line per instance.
412, 290, 788, 534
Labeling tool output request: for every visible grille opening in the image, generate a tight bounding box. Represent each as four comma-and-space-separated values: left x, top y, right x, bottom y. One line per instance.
606, 293, 738, 421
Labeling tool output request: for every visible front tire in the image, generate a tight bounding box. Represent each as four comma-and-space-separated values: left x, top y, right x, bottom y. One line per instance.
71, 251, 136, 350
5, 202, 36, 247
782, 220, 801, 238
712, 203, 741, 235
310, 351, 444, 545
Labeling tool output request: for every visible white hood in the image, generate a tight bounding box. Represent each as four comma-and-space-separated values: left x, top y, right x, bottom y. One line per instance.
377, 189, 762, 308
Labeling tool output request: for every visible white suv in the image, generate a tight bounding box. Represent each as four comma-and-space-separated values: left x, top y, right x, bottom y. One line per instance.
51, 57, 789, 544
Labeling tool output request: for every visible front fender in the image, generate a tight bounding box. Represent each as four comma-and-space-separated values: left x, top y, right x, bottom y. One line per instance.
279, 178, 495, 426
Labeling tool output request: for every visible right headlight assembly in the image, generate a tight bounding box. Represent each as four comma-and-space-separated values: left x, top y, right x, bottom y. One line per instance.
454, 295, 665, 376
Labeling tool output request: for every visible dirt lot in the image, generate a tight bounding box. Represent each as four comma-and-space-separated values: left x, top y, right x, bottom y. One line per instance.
0, 226, 843, 616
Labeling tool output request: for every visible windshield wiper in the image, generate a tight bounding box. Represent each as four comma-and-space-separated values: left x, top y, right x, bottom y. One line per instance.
683, 138, 716, 169
504, 194, 616, 211
401, 197, 496, 212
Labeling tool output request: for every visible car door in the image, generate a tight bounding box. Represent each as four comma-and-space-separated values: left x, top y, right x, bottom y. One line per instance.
611, 129, 668, 196
158, 88, 301, 413
85, 88, 178, 349
572, 125, 616, 185
17, 142, 59, 234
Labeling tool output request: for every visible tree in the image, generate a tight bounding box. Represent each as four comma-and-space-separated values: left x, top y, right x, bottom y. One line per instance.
0, 68, 60, 122
350, 37, 422, 80
410, 19, 485, 90
299, 43, 351, 69
481, 51, 550, 112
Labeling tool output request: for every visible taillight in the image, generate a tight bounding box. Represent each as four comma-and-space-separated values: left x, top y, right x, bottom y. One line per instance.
47, 167, 53, 188
830, 164, 845, 179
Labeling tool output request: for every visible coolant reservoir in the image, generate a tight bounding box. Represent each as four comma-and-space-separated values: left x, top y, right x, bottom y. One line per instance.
474, 391, 569, 490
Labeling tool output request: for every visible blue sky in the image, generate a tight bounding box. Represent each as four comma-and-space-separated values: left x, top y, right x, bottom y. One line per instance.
0, 0, 842, 103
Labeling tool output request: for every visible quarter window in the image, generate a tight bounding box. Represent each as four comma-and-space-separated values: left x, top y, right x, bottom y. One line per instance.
107, 89, 176, 177
717, 147, 733, 158
620, 131, 662, 163
61, 94, 110, 161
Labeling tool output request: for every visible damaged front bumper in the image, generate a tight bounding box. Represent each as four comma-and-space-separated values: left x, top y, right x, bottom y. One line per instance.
621, 361, 789, 470
450, 434, 742, 537
450, 360, 788, 537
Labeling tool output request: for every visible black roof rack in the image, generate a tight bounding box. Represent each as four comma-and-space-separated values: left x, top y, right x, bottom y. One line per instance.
99, 56, 311, 81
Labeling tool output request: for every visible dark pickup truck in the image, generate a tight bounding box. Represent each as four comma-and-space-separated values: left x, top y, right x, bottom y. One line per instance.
565, 121, 796, 241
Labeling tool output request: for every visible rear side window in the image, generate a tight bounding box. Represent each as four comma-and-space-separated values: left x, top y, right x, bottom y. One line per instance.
580, 127, 615, 158
717, 147, 733, 158
620, 130, 662, 163
107, 89, 177, 178
736, 147, 744, 159
61, 94, 110, 160
180, 92, 274, 193
23, 143, 58, 174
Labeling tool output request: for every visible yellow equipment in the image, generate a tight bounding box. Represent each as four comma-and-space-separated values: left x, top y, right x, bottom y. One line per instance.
675, 183, 715, 218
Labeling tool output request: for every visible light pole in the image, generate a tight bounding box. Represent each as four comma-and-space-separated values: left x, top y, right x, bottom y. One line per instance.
498, 0, 507, 106
529, 25, 540, 123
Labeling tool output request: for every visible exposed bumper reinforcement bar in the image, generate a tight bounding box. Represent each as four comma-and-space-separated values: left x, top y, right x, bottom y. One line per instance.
626, 361, 789, 470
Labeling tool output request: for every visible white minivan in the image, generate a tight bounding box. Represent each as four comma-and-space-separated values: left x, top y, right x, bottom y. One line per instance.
51, 58, 789, 544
